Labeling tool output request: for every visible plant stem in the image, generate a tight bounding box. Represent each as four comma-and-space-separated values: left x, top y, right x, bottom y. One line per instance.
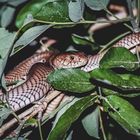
105, 31, 131, 47
99, 109, 107, 140
98, 87, 102, 96
99, 31, 131, 53
34, 17, 132, 25
38, 120, 44, 140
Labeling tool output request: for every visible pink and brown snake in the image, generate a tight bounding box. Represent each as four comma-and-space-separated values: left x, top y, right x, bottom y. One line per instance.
0, 51, 88, 111
0, 32, 140, 137
81, 33, 140, 72
0, 32, 140, 112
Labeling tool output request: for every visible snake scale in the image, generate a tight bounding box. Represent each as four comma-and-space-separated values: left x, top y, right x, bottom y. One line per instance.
0, 32, 140, 112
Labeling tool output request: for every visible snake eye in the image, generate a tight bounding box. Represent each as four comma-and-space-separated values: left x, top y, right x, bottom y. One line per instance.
69, 55, 74, 60
40, 59, 46, 63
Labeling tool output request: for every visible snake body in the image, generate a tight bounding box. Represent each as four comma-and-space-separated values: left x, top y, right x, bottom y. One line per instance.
6, 63, 53, 111
81, 33, 140, 72
114, 33, 140, 53
1, 32, 140, 111
5, 51, 54, 85
1, 51, 88, 111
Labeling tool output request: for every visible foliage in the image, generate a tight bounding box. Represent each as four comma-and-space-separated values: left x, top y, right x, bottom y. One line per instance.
0, 0, 140, 140
48, 68, 95, 93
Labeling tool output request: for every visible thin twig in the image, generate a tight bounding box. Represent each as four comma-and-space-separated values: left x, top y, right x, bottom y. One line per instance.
38, 121, 43, 140
99, 109, 107, 140
99, 31, 131, 53
34, 17, 132, 25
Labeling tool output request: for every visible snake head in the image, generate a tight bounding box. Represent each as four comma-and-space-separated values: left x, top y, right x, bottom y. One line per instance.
50, 52, 88, 69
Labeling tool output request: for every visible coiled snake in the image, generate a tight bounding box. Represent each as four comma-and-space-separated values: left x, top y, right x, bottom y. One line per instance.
0, 32, 140, 137
0, 32, 140, 118
0, 51, 88, 111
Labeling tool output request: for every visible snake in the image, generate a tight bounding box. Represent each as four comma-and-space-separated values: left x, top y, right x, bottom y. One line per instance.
0, 51, 88, 111
0, 32, 140, 112
81, 32, 140, 72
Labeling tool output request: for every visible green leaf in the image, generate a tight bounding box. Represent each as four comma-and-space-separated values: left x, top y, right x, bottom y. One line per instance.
48, 95, 97, 140
52, 98, 80, 128
48, 68, 95, 93
35, 0, 69, 22
0, 28, 15, 59
68, 0, 84, 22
16, 0, 70, 28
12, 25, 52, 55
84, 0, 110, 11
1, 7, 15, 27
100, 47, 138, 71
90, 68, 140, 90
16, 0, 46, 28
0, 28, 15, 80
103, 88, 140, 98
82, 107, 100, 139
0, 103, 12, 126
103, 95, 140, 136
72, 34, 99, 51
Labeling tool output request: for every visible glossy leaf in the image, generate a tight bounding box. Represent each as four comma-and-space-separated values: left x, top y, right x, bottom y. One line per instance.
35, 0, 69, 22
0, 28, 15, 80
82, 107, 100, 138
90, 68, 140, 90
103, 95, 140, 136
72, 34, 99, 50
100, 47, 138, 71
12, 25, 51, 55
84, 0, 110, 11
0, 28, 15, 59
48, 95, 97, 140
103, 88, 140, 98
68, 0, 84, 22
52, 98, 80, 128
48, 68, 95, 93
16, 0, 47, 28
1, 7, 15, 27
16, 0, 70, 28
72, 34, 93, 45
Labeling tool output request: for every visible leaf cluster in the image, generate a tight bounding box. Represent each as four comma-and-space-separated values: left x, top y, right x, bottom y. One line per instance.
0, 0, 140, 140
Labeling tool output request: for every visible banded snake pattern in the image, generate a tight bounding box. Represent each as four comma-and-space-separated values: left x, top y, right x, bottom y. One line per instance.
0, 32, 140, 135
